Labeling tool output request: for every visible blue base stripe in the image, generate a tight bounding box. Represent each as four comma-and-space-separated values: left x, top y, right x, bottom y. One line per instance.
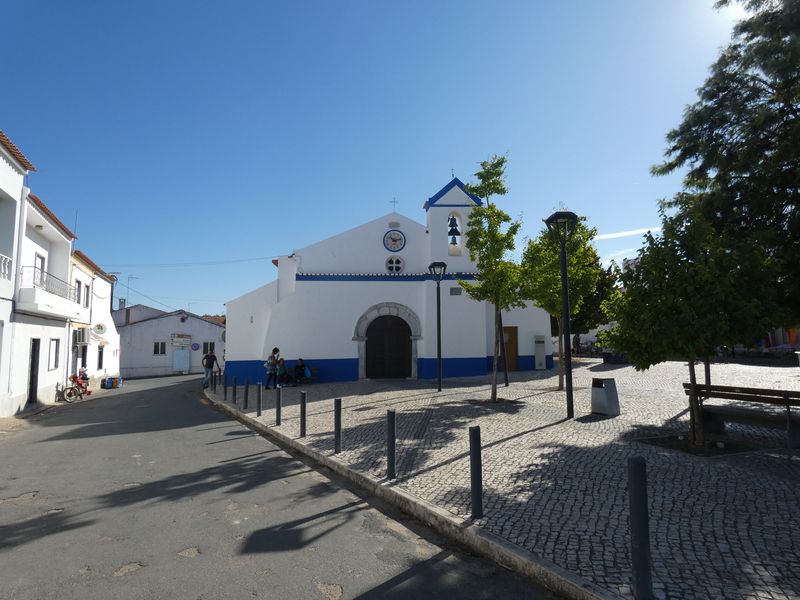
225, 354, 554, 384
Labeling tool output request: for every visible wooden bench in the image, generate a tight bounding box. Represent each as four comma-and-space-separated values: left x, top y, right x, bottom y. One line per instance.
682, 383, 800, 448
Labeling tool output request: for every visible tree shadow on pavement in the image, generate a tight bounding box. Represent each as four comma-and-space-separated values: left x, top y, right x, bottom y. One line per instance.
26, 380, 225, 442
0, 510, 97, 551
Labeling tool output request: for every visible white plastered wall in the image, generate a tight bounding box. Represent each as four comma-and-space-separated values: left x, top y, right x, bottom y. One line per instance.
118, 314, 225, 378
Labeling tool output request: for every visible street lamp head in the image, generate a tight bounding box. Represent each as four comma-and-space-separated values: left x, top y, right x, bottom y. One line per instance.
428, 261, 447, 282
544, 211, 578, 243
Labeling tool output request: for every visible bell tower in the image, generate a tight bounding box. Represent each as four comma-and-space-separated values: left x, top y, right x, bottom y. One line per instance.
424, 178, 483, 273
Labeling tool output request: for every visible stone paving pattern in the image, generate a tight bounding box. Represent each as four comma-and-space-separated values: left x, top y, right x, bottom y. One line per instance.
215, 360, 800, 600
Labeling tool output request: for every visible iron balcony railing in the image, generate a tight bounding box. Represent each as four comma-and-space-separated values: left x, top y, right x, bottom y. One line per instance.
19, 266, 77, 302
0, 254, 11, 281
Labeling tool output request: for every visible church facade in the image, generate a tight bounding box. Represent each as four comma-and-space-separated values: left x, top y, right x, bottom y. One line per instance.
224, 178, 555, 384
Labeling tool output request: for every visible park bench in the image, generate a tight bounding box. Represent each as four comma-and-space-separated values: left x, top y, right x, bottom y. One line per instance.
682, 383, 800, 448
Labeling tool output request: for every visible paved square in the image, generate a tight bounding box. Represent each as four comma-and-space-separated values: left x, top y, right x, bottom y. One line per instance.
222, 360, 800, 599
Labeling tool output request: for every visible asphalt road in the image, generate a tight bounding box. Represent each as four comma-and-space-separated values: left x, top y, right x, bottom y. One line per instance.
0, 376, 556, 600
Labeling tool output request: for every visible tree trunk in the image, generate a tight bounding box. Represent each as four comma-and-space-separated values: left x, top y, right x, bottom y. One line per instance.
573, 333, 581, 357
498, 309, 509, 387
703, 356, 711, 386
688, 358, 704, 446
557, 317, 564, 391
490, 305, 500, 402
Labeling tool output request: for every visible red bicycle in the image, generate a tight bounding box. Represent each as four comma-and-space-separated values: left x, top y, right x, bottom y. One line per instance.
56, 375, 92, 403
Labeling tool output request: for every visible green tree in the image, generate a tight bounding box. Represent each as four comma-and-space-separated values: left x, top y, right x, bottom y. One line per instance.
600, 208, 780, 443
520, 218, 602, 390
460, 155, 523, 402
652, 0, 800, 325
571, 263, 617, 353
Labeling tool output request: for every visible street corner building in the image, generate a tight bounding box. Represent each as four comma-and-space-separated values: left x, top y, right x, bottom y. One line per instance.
224, 179, 556, 385
0, 130, 121, 417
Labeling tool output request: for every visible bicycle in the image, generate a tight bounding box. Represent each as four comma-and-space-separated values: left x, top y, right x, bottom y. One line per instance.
55, 375, 92, 403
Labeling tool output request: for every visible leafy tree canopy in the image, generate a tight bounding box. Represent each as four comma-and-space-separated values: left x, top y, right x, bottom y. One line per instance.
653, 0, 800, 323
519, 218, 602, 319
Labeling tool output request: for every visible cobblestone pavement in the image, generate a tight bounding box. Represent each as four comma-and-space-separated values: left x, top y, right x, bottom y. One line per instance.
214, 360, 800, 600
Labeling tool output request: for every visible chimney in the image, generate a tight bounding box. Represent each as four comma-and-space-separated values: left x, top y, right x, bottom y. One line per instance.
118, 298, 126, 310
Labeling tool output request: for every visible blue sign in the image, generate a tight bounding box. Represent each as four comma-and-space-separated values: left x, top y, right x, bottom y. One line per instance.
191, 343, 200, 351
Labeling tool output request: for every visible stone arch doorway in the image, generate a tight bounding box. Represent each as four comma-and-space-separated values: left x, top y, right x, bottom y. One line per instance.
353, 302, 421, 379
366, 316, 411, 378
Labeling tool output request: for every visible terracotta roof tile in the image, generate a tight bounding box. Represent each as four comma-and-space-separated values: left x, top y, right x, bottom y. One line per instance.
0, 130, 36, 172
28, 193, 77, 240
73, 250, 115, 282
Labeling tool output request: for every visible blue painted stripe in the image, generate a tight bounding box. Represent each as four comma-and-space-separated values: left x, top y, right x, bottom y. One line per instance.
226, 353, 554, 385
296, 273, 477, 282
224, 358, 358, 384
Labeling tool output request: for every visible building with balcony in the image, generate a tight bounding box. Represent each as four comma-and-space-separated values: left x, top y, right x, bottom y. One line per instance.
0, 131, 36, 416
3, 191, 78, 416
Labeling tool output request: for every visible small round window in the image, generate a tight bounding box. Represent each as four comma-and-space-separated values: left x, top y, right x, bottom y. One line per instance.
386, 256, 404, 273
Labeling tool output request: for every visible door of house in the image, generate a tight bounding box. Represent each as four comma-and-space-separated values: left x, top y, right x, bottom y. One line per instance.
28, 339, 41, 405
501, 326, 519, 371
366, 316, 412, 378
173, 348, 191, 374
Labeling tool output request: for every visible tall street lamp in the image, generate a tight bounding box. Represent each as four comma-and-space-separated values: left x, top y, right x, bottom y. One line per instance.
428, 261, 447, 392
544, 210, 578, 419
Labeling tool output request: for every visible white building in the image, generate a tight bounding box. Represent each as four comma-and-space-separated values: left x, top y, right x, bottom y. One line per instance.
113, 302, 225, 379
225, 178, 555, 384
70, 251, 121, 384
0, 130, 35, 416
0, 130, 121, 417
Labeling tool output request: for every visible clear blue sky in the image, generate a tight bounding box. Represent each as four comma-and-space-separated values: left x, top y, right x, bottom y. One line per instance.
2, 0, 745, 315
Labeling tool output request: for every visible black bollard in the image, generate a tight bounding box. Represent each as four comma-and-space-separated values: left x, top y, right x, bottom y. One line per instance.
276, 387, 282, 426
212, 371, 216, 393
232, 377, 237, 405
300, 391, 307, 438
629, 456, 653, 600
257, 384, 262, 417
469, 426, 483, 519
244, 379, 250, 410
223, 374, 228, 402
387, 409, 396, 479
334, 398, 342, 453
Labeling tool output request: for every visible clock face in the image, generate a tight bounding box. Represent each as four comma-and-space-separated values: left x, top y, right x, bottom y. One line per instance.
383, 229, 406, 252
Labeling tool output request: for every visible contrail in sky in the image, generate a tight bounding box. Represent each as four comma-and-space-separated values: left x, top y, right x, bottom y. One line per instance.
594, 227, 661, 241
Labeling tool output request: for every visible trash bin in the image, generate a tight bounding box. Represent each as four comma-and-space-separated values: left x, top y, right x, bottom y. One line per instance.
591, 378, 620, 416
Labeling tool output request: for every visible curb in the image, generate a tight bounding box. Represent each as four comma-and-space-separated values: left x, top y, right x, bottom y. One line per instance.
204, 390, 621, 600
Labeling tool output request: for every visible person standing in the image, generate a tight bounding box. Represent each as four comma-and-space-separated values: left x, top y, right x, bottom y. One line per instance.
264, 347, 279, 389
202, 349, 220, 389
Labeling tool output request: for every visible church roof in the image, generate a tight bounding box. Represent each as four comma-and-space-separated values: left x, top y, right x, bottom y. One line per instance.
423, 177, 483, 211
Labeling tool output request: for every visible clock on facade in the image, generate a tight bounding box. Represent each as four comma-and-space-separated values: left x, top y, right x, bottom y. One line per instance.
383, 229, 406, 252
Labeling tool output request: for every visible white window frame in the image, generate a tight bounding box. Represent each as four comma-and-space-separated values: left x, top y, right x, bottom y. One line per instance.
154, 341, 166, 355
75, 279, 82, 305
48, 338, 60, 370
203, 342, 215, 354
83, 283, 90, 308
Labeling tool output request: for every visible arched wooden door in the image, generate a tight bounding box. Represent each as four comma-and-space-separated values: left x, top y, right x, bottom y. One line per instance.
366, 316, 412, 378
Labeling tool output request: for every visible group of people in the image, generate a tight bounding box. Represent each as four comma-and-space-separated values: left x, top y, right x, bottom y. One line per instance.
201, 346, 310, 390
264, 347, 308, 389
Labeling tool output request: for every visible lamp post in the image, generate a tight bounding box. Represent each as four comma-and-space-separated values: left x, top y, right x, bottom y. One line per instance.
428, 261, 447, 392
544, 210, 578, 419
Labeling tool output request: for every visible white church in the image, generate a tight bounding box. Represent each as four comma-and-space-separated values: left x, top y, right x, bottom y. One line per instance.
224, 178, 555, 384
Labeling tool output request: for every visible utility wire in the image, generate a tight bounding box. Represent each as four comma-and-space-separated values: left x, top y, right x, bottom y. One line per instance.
114, 281, 177, 311
103, 255, 279, 268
